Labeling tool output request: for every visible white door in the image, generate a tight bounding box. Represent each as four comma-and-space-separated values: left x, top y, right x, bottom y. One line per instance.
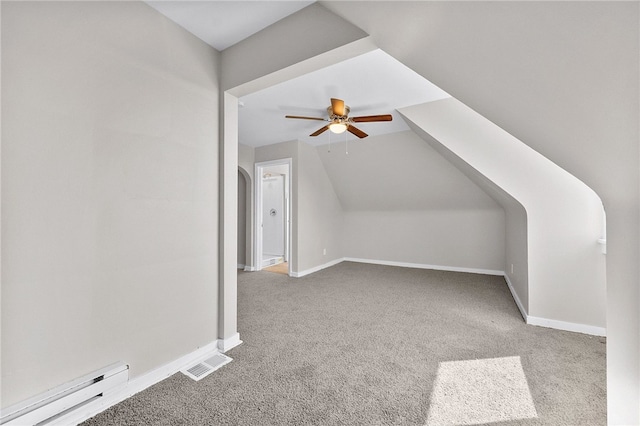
262, 175, 285, 258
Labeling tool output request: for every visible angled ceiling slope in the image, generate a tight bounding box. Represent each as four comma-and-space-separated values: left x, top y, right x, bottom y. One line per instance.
239, 49, 450, 148
146, 2, 450, 147
145, 1, 315, 51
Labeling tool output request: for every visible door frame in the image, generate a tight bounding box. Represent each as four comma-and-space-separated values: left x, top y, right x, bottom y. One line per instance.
255, 158, 292, 275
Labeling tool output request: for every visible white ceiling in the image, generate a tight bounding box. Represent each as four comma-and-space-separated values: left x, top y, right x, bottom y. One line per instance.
145, 2, 450, 148
145, 1, 314, 51
239, 49, 450, 147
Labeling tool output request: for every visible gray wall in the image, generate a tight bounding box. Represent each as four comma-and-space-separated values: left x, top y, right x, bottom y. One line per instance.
238, 143, 255, 269
296, 142, 344, 272
412, 129, 530, 312
247, 131, 504, 275
220, 1, 638, 422
403, 98, 607, 331
244, 130, 508, 276
317, 131, 505, 273
321, 2, 639, 421
255, 141, 300, 271
343, 210, 504, 272
1, 1, 220, 407
221, 3, 368, 93
238, 143, 256, 178
255, 141, 344, 274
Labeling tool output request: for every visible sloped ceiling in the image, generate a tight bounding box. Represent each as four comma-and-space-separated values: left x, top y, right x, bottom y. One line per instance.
143, 2, 450, 148
145, 1, 314, 51
238, 49, 450, 147
318, 1, 636, 194
317, 131, 500, 211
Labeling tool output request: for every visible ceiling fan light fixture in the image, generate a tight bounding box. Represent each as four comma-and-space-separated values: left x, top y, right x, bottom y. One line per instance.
286, 98, 391, 139
329, 122, 348, 134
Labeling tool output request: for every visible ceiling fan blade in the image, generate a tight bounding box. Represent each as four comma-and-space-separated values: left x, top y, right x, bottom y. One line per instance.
351, 114, 393, 123
310, 125, 330, 137
331, 98, 345, 116
285, 115, 326, 121
347, 125, 368, 139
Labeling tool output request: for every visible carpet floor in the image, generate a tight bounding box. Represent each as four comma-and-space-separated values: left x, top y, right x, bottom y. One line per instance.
82, 262, 606, 425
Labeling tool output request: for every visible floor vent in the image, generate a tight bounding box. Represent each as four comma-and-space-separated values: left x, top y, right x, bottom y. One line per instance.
181, 353, 232, 382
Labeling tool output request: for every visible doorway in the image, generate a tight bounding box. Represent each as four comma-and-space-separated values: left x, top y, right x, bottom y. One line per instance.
255, 158, 292, 275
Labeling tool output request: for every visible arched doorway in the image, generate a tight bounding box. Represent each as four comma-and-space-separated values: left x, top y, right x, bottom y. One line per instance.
238, 167, 252, 270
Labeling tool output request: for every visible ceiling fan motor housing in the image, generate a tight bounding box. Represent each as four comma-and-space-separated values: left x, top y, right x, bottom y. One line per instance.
328, 105, 350, 122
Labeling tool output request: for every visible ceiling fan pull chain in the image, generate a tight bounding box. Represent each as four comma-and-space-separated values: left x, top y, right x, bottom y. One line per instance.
345, 131, 348, 155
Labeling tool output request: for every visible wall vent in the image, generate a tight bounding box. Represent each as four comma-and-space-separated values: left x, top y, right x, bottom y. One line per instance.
181, 353, 232, 382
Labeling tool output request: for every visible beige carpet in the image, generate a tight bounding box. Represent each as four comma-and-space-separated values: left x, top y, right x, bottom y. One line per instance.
82, 262, 606, 425
426, 356, 538, 425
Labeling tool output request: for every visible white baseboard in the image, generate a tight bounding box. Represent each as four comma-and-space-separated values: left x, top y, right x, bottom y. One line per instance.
344, 257, 505, 276
527, 316, 606, 337
290, 257, 344, 278
503, 274, 605, 337
237, 263, 245, 269
243, 265, 256, 272
218, 333, 243, 352
290, 257, 504, 279
53, 340, 222, 425
504, 274, 528, 322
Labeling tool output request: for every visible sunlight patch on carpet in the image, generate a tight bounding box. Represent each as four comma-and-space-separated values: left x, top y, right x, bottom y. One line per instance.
426, 356, 537, 425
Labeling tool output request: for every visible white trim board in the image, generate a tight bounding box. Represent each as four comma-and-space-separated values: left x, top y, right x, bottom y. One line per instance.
293, 257, 504, 278
504, 274, 528, 322
290, 257, 344, 278
526, 316, 606, 337
503, 274, 605, 337
218, 333, 243, 352
52, 339, 228, 425
254, 158, 293, 274
344, 257, 504, 276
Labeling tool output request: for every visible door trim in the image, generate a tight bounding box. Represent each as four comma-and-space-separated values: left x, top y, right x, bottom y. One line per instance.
255, 158, 293, 275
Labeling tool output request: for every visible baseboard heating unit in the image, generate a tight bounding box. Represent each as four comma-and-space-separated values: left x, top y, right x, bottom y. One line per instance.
0, 362, 128, 425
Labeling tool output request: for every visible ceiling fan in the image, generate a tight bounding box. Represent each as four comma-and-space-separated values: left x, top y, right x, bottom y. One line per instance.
285, 98, 392, 139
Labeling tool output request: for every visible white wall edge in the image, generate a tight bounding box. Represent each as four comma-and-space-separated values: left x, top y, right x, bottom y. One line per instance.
291, 258, 345, 278
527, 315, 606, 337
53, 340, 222, 425
218, 333, 243, 353
504, 274, 528, 322
344, 257, 504, 276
